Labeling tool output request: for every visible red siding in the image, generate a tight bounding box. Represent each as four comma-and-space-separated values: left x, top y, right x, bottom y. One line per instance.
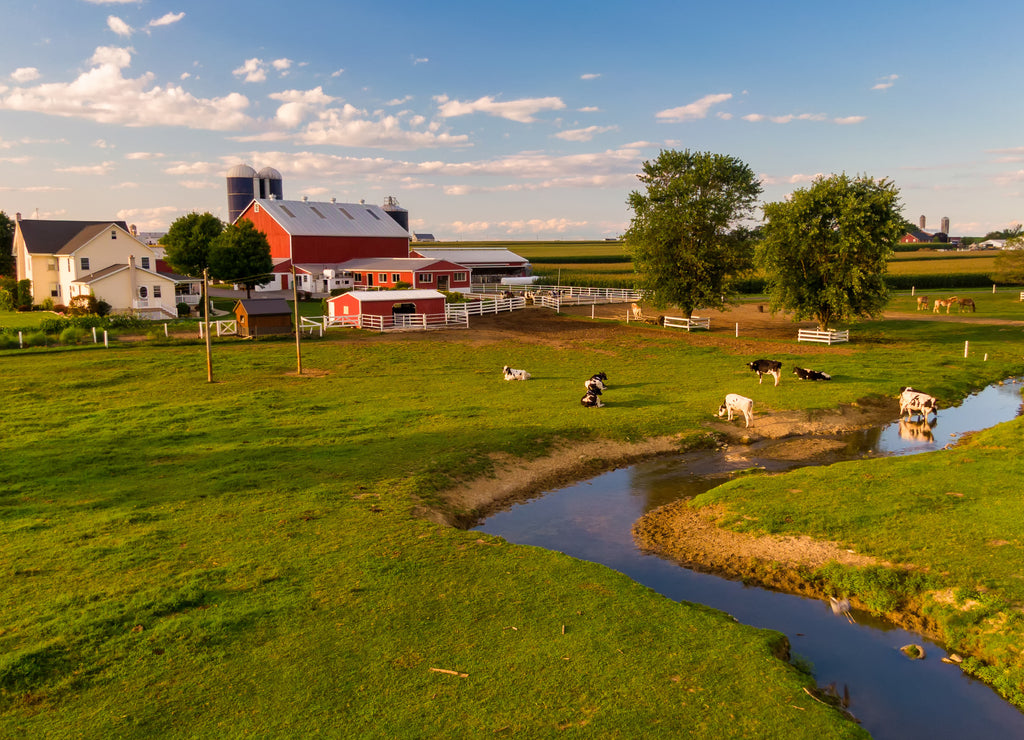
329, 294, 445, 317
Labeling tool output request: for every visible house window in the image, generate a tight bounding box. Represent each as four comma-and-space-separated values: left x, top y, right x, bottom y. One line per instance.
392, 273, 401, 283
139, 286, 148, 299
141, 257, 150, 269
355, 273, 364, 283
47, 259, 57, 271
111, 229, 117, 240
378, 273, 387, 283
49, 283, 59, 297
454, 272, 467, 281
153, 286, 162, 299
80, 257, 90, 271
255, 203, 260, 213
419, 273, 433, 283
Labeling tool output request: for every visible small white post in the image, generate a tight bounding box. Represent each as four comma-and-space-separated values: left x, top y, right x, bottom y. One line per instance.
199, 322, 204, 339
735, 322, 738, 337
964, 340, 969, 358
912, 286, 916, 296
103, 330, 109, 348
984, 353, 988, 361
18, 331, 23, 348
993, 284, 997, 294
591, 305, 595, 319
92, 327, 97, 343
164, 323, 169, 337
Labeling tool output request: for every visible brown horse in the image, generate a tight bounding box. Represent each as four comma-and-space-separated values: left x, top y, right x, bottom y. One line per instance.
933, 297, 959, 314
959, 297, 976, 313
916, 295, 930, 311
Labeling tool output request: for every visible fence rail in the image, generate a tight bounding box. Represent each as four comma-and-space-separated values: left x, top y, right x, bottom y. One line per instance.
663, 316, 710, 331
798, 328, 849, 344
471, 283, 642, 303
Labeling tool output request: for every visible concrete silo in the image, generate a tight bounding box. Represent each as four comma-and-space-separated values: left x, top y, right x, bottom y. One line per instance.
941, 216, 950, 234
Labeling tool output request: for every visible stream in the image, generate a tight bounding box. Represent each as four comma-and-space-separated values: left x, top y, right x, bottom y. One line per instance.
473, 381, 1024, 739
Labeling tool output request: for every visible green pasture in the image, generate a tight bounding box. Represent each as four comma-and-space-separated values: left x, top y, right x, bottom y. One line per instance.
5, 304, 1024, 734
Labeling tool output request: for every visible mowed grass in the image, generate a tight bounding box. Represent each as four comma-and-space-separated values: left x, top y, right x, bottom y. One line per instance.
4, 309, 1024, 736
1, 323, 882, 739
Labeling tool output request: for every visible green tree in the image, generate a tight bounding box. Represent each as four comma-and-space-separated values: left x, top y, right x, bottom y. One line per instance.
758, 174, 903, 330
160, 212, 224, 277
208, 219, 274, 299
623, 149, 762, 317
0, 211, 15, 277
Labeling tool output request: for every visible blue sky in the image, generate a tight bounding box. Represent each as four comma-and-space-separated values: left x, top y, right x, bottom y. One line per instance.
2, 0, 1023, 239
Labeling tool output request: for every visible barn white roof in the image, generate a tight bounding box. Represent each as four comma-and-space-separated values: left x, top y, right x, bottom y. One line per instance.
251, 198, 410, 239
341, 290, 444, 302
410, 247, 528, 266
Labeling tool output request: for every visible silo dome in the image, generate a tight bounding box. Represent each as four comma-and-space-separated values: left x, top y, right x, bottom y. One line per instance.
257, 166, 282, 180
227, 163, 258, 178
257, 166, 284, 201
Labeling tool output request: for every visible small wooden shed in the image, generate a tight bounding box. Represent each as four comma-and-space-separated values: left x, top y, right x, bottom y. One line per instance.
233, 298, 293, 338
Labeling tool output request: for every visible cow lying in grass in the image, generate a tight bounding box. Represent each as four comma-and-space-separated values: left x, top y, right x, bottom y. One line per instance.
581, 386, 604, 407
899, 386, 939, 421
502, 365, 531, 381
717, 393, 754, 428
747, 359, 782, 386
793, 367, 831, 381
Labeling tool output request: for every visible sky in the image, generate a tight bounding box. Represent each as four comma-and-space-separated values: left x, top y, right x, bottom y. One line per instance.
2, 0, 1024, 240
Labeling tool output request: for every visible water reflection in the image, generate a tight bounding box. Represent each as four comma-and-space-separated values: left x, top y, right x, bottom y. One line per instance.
474, 380, 1024, 739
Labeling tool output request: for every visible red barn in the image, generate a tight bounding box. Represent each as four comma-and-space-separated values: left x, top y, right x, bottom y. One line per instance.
327, 289, 447, 330
237, 198, 410, 263
339, 257, 471, 291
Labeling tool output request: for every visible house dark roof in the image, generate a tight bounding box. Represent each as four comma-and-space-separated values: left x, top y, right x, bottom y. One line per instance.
17, 220, 130, 254
234, 298, 292, 316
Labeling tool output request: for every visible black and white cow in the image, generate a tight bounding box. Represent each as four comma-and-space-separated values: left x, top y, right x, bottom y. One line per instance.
581, 386, 604, 407
717, 393, 754, 428
898, 418, 935, 442
747, 359, 782, 386
502, 365, 531, 381
898, 386, 939, 420
794, 367, 832, 381
584, 372, 608, 392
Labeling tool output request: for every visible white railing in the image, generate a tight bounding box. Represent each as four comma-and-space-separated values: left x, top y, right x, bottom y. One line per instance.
798, 328, 849, 344
306, 312, 469, 333
471, 283, 642, 303
176, 294, 200, 306
663, 316, 710, 331
198, 320, 238, 338
450, 296, 526, 315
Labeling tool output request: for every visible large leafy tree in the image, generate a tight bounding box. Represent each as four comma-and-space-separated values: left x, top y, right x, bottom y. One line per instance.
624, 149, 762, 317
0, 210, 15, 277
758, 174, 903, 330
160, 212, 225, 277
990, 236, 1024, 284
208, 219, 274, 299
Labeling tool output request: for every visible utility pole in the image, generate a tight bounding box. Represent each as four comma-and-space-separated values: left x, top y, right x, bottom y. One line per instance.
291, 263, 302, 375
203, 267, 213, 383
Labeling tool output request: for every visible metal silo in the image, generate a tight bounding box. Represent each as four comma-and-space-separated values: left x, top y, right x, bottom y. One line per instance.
381, 195, 409, 232
227, 164, 258, 223
941, 216, 950, 234
257, 166, 284, 201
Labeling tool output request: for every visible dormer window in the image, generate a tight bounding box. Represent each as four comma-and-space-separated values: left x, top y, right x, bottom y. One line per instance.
111, 229, 117, 239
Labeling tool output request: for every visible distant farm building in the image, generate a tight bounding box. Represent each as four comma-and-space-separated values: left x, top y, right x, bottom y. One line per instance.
327, 289, 447, 328
409, 247, 530, 283
233, 298, 293, 337
339, 257, 471, 292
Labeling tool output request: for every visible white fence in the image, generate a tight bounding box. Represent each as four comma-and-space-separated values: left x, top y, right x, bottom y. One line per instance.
198, 320, 237, 337
471, 283, 642, 304
798, 328, 849, 344
303, 311, 470, 334
450, 296, 526, 315
663, 316, 710, 331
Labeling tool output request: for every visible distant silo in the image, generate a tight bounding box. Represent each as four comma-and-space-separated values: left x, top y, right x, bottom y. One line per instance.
227, 164, 258, 223
941, 216, 950, 234
919, 215, 926, 229
257, 166, 284, 201
381, 195, 409, 232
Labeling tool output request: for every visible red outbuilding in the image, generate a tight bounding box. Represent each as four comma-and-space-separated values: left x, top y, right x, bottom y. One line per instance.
327, 289, 448, 329
339, 257, 471, 292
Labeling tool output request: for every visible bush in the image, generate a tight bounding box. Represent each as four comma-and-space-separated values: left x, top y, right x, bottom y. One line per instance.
40, 297, 54, 311
39, 317, 71, 333
68, 295, 99, 316
0, 287, 13, 312
59, 326, 88, 345
0, 333, 17, 350
16, 279, 32, 310
106, 313, 145, 330
53, 304, 67, 314
95, 300, 111, 317
177, 302, 190, 318
24, 331, 47, 348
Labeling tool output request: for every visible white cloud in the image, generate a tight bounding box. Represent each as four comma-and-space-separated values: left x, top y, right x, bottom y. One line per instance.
11, 67, 40, 83
413, 57, 429, 65
0, 46, 254, 131
742, 113, 764, 122
578, 106, 600, 113
92, 139, 113, 148
115, 205, 182, 230
760, 172, 824, 186
107, 15, 133, 37
331, 68, 345, 77
434, 94, 566, 123
448, 217, 590, 236
233, 58, 266, 83
148, 12, 185, 28
111, 182, 138, 189
580, 73, 601, 80
554, 125, 618, 142
834, 115, 865, 125
386, 95, 413, 106
56, 161, 115, 175
272, 58, 293, 72
275, 103, 472, 150
872, 74, 899, 91
269, 86, 337, 128
656, 93, 732, 123
179, 180, 218, 189
125, 151, 164, 160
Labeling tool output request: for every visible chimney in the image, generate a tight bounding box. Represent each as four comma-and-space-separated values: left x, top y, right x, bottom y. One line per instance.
129, 255, 138, 304
15, 212, 21, 222
302, 195, 308, 202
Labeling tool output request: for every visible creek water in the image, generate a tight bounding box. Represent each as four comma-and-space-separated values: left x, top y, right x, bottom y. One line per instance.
473, 381, 1024, 739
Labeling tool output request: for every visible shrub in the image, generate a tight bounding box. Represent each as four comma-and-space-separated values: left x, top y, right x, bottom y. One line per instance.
39, 317, 71, 333
40, 297, 55, 311
68, 295, 98, 316
95, 300, 111, 317
24, 331, 47, 347
59, 326, 88, 345
16, 279, 32, 310
0, 333, 17, 350
177, 302, 190, 317
53, 304, 67, 314
106, 313, 145, 330
0, 287, 13, 312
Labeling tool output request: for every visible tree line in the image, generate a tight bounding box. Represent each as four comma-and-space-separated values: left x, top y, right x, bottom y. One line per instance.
624, 150, 904, 330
